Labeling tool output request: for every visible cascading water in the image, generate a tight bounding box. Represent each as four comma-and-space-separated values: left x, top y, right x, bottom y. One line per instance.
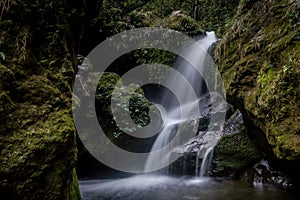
199, 147, 214, 177
78, 31, 298, 200
144, 32, 218, 174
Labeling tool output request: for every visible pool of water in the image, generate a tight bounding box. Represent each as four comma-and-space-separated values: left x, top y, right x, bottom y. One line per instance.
79, 175, 297, 200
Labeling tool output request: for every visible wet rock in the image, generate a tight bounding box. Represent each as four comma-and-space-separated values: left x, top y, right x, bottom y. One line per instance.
169, 100, 238, 176
253, 160, 294, 190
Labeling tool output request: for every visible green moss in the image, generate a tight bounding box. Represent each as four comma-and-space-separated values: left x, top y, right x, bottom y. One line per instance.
216, 0, 300, 161
0, 0, 84, 199
212, 131, 262, 178
275, 133, 300, 160
0, 107, 78, 199
68, 169, 81, 200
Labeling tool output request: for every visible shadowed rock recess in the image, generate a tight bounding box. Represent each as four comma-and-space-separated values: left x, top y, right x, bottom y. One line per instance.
215, 0, 300, 181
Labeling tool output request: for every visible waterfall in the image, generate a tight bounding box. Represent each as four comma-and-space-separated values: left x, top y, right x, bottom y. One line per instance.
195, 150, 201, 177
199, 147, 214, 177
144, 32, 218, 173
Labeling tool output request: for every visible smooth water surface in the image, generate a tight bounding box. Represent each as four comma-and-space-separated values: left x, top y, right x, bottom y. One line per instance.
79, 175, 297, 200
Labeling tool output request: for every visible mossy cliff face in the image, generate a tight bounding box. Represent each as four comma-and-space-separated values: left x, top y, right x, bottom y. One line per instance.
0, 0, 87, 199
215, 0, 300, 164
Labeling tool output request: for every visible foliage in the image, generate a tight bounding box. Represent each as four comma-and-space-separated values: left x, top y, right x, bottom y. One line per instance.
152, 10, 202, 35
95, 72, 151, 140
194, 0, 240, 36
93, 0, 204, 37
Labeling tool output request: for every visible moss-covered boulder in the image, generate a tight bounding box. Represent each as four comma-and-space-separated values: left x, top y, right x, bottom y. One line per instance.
215, 0, 300, 170
211, 131, 262, 178
0, 0, 88, 199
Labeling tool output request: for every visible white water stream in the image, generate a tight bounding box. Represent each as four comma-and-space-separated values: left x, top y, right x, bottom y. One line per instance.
144, 32, 218, 174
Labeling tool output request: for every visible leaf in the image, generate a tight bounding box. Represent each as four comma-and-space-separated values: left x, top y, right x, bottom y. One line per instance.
0, 52, 5, 61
